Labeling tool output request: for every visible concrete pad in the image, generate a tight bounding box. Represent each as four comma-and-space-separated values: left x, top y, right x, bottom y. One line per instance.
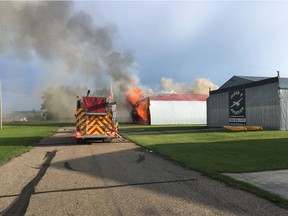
225, 170, 288, 200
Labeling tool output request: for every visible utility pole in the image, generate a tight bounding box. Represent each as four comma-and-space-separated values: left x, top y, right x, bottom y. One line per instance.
0, 80, 2, 130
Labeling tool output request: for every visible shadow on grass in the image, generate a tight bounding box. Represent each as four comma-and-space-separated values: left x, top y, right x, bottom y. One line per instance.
0, 133, 76, 148
119, 125, 209, 133
4, 122, 74, 127
119, 128, 225, 135
133, 138, 288, 173
0, 137, 45, 147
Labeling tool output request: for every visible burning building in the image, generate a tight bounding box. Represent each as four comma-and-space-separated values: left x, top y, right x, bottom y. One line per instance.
127, 93, 208, 125
124, 78, 217, 125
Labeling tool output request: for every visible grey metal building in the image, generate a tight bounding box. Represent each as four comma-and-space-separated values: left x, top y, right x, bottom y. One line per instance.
207, 75, 288, 130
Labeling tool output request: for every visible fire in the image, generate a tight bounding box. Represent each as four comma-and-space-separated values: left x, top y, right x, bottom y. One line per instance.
136, 99, 149, 122
125, 87, 149, 124
125, 87, 143, 105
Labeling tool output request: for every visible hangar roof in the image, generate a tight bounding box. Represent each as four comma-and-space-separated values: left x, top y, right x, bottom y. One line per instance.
149, 94, 208, 101
220, 76, 270, 89
239, 76, 271, 82
211, 76, 288, 95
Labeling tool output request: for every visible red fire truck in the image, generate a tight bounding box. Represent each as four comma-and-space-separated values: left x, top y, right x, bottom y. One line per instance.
75, 93, 118, 143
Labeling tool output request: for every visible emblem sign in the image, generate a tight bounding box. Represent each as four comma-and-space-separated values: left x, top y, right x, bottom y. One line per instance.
229, 89, 246, 125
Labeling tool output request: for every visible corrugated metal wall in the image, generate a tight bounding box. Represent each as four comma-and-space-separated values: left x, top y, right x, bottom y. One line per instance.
279, 89, 288, 130
207, 82, 281, 129
245, 83, 280, 129
207, 92, 229, 127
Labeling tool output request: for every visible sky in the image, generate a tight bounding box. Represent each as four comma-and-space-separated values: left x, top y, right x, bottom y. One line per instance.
1, 1, 288, 112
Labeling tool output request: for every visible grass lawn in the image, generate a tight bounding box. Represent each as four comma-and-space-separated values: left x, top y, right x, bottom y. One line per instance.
120, 124, 288, 208
0, 122, 73, 166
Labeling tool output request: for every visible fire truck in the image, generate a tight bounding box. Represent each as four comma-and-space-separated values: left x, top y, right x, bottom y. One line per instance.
75, 92, 118, 143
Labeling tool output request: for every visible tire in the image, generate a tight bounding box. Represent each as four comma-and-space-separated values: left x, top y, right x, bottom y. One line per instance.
76, 138, 83, 144
103, 139, 112, 143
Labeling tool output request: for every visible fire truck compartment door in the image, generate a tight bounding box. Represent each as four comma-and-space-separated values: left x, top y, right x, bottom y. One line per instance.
82, 97, 106, 114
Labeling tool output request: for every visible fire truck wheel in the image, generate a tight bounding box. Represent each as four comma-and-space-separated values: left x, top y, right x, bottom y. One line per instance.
76, 138, 83, 144
103, 139, 112, 143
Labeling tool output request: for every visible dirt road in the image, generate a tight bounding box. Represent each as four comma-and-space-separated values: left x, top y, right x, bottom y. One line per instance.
0, 127, 287, 216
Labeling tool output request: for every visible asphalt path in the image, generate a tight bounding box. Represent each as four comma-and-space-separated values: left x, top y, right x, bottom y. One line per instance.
0, 127, 287, 216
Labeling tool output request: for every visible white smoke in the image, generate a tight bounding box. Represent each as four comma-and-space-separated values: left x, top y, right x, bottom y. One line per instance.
160, 77, 218, 95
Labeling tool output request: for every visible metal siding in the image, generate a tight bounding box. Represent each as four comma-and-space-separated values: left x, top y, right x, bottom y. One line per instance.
280, 89, 288, 130
207, 92, 229, 127
208, 82, 281, 129
246, 83, 280, 129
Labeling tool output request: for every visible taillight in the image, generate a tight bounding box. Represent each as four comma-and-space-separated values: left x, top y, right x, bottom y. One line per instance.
75, 131, 82, 137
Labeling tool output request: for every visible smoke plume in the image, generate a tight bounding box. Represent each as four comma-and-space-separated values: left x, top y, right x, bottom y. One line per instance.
160, 77, 218, 95
0, 1, 138, 119
0, 2, 137, 88
0, 2, 218, 121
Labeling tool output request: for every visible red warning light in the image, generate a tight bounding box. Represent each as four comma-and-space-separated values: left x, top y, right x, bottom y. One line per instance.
75, 131, 82, 137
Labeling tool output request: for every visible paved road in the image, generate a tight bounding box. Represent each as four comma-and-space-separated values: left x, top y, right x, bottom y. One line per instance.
0, 127, 287, 216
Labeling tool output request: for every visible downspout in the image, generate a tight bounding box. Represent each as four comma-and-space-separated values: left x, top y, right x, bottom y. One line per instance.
277, 72, 282, 130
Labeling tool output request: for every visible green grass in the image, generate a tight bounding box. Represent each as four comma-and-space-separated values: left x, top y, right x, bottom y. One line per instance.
119, 125, 288, 208
119, 124, 207, 132
123, 129, 288, 173
0, 122, 73, 166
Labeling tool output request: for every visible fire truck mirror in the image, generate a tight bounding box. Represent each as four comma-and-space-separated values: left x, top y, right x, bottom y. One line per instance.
77, 100, 81, 108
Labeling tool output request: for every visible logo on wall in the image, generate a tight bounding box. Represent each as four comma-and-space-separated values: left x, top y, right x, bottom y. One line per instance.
229, 89, 246, 125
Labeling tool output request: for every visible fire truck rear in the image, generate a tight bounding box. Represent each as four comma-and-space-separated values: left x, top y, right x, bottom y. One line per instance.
75, 94, 118, 143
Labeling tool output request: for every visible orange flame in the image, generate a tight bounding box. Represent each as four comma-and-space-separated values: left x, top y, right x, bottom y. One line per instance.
125, 87, 149, 124
137, 100, 149, 122
125, 87, 143, 105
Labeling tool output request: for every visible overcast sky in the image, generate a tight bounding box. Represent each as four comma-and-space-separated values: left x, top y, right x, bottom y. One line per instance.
1, 1, 288, 112
78, 1, 288, 82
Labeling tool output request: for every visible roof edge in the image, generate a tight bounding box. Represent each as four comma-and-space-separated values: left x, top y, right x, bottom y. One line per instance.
149, 94, 208, 101
210, 77, 279, 95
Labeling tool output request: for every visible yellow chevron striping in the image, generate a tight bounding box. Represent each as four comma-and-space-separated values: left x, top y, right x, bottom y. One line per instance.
76, 109, 115, 136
